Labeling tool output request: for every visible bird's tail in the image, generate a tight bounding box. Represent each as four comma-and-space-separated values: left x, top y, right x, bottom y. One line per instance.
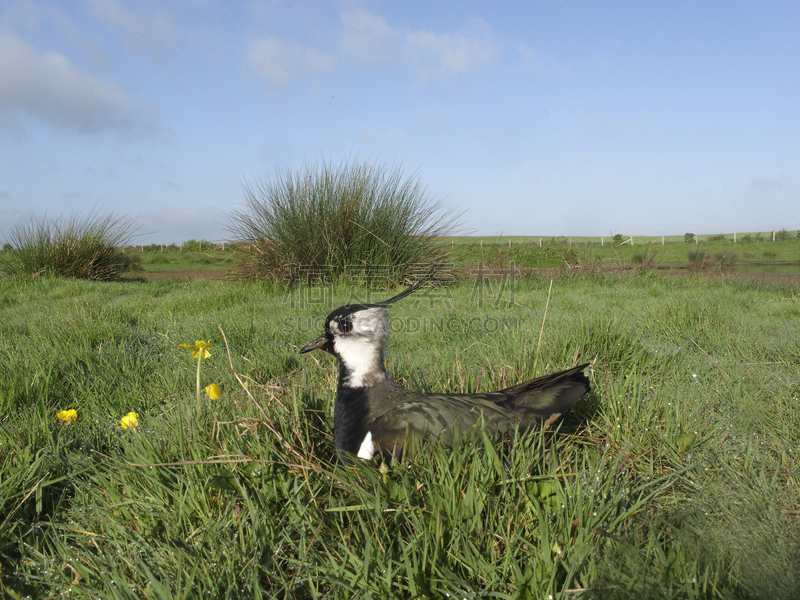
498, 363, 591, 425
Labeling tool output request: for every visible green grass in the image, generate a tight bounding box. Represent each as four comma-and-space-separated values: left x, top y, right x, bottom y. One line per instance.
1, 273, 799, 598
136, 249, 242, 272
445, 236, 800, 270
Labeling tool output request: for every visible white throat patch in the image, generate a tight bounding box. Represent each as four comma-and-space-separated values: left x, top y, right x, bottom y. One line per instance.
332, 307, 389, 388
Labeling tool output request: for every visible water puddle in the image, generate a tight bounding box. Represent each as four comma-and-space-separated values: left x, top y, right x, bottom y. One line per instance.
735, 263, 800, 274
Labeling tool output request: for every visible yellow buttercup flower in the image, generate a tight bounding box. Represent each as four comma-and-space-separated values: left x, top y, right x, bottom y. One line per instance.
180, 339, 213, 409
205, 383, 222, 400
179, 340, 211, 360
120, 412, 139, 429
57, 409, 77, 423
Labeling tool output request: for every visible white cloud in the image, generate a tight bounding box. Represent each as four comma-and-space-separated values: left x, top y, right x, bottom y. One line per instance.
0, 32, 130, 131
3, 0, 108, 68
751, 177, 783, 191
340, 8, 402, 67
340, 9, 500, 79
360, 127, 405, 150
518, 45, 569, 77
246, 35, 333, 87
408, 29, 499, 79
86, 0, 183, 59
245, 10, 499, 88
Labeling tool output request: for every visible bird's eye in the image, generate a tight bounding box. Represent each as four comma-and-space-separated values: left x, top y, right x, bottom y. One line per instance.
337, 318, 352, 334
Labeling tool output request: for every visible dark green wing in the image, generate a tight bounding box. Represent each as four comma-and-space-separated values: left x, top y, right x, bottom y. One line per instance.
366, 393, 517, 457
363, 364, 591, 457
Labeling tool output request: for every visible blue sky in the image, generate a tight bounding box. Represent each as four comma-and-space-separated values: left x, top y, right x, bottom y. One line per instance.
1, 0, 798, 244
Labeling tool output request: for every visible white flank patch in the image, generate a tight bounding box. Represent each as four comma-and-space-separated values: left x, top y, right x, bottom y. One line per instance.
357, 431, 376, 460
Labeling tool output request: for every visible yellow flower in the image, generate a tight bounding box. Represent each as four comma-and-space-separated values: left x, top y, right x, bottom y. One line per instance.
120, 412, 139, 429
179, 340, 211, 360
57, 409, 77, 423
205, 383, 222, 399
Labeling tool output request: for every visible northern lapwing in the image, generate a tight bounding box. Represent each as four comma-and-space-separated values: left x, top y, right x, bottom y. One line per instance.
300, 281, 591, 464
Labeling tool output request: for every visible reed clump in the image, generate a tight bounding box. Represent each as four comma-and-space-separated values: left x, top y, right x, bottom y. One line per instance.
228, 159, 462, 283
3, 212, 137, 280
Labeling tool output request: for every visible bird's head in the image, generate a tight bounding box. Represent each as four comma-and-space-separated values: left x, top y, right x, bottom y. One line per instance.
299, 279, 428, 387
300, 304, 388, 357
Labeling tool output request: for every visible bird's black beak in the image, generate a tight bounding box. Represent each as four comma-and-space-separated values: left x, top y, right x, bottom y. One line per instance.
299, 334, 329, 354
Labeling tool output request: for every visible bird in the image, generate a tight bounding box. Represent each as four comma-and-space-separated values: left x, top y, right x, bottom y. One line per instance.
299, 280, 591, 464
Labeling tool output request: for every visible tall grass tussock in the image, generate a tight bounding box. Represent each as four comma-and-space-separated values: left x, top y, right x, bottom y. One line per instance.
2, 212, 138, 280
228, 159, 462, 283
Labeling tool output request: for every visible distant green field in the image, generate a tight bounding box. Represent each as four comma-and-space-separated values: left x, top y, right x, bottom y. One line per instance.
447, 230, 799, 246
1, 273, 799, 597
136, 249, 242, 272
114, 232, 800, 277
445, 235, 800, 270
